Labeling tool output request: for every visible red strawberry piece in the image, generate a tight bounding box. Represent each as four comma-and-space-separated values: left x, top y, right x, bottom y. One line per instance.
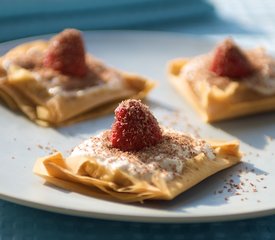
210, 38, 254, 78
110, 99, 162, 151
43, 29, 87, 77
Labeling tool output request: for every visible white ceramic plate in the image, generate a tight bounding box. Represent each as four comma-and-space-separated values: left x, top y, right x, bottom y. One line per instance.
1, 31, 275, 223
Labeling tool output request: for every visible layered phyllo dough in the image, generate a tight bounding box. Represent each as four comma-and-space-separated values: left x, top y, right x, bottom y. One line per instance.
168, 38, 275, 122
0, 29, 154, 126
34, 100, 242, 202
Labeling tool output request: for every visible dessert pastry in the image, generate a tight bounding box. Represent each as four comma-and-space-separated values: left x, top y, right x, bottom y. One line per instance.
168, 38, 275, 122
34, 99, 242, 202
0, 29, 154, 126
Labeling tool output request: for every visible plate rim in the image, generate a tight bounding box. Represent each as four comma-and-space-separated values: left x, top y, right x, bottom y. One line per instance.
0, 30, 274, 223
1, 191, 275, 223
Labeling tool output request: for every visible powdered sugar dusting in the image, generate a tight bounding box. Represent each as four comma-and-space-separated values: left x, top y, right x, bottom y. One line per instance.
70, 127, 216, 181
111, 99, 162, 151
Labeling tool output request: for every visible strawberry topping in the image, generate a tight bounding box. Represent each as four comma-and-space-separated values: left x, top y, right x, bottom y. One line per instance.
43, 29, 87, 77
110, 99, 162, 151
210, 38, 254, 78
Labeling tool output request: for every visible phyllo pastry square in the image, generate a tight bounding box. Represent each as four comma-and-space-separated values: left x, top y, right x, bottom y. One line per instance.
0, 29, 154, 126
34, 100, 242, 202
168, 38, 275, 122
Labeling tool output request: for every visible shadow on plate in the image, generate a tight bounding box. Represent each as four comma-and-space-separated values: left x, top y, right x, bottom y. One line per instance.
56, 98, 178, 139
57, 114, 113, 139
130, 161, 267, 212
212, 112, 275, 150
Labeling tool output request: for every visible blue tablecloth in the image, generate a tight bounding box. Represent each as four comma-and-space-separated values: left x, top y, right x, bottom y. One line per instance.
0, 0, 213, 42
1, 200, 275, 239
1, 0, 275, 239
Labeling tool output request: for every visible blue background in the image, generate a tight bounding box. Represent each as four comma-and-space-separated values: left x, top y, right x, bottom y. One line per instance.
1, 0, 275, 239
